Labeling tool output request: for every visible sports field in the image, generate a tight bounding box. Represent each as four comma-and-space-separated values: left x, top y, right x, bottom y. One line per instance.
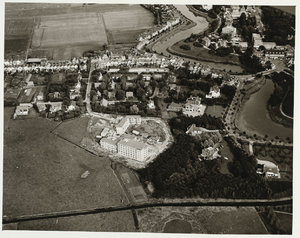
6, 3, 154, 60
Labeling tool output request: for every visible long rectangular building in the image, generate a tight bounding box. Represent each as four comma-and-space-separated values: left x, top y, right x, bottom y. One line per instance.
117, 139, 148, 162
100, 138, 118, 153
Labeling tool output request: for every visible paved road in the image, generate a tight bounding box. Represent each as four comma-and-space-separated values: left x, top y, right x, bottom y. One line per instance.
83, 62, 95, 114
3, 197, 292, 224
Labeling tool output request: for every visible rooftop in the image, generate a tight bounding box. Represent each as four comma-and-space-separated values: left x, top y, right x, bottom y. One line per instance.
101, 138, 118, 146
118, 138, 146, 150
116, 117, 129, 128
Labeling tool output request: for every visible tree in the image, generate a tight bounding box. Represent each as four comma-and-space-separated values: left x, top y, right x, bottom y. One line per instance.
116, 90, 125, 100
100, 82, 107, 91
130, 104, 139, 114
136, 86, 145, 100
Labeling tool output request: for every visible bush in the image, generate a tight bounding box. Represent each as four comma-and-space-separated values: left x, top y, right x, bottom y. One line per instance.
179, 44, 191, 50
193, 41, 203, 47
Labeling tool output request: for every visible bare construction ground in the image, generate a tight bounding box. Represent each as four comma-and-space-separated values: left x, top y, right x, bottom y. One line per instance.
3, 108, 129, 218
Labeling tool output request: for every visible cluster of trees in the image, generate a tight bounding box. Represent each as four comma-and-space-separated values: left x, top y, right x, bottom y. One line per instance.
256, 206, 291, 234
210, 46, 234, 57
268, 72, 294, 115
46, 82, 69, 102
267, 181, 292, 198
233, 12, 258, 43
179, 44, 191, 51
92, 100, 160, 117
261, 6, 295, 46
169, 114, 224, 133
138, 133, 272, 199
239, 47, 266, 73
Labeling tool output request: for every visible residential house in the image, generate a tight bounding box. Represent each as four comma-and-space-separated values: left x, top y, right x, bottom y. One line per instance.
27, 81, 34, 88
53, 92, 61, 99
265, 49, 285, 59
201, 37, 211, 47
108, 91, 115, 99
36, 91, 44, 101
200, 147, 220, 160
167, 102, 183, 112
100, 98, 108, 107
263, 42, 276, 50
126, 91, 134, 99
15, 105, 30, 116
221, 25, 237, 37
183, 96, 206, 117
256, 159, 280, 178
252, 33, 263, 49
202, 5, 213, 11
206, 85, 221, 98
147, 100, 155, 109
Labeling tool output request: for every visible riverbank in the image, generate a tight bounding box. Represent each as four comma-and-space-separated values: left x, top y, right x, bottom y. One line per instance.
186, 5, 215, 23
235, 79, 293, 141
168, 42, 241, 66
267, 105, 293, 129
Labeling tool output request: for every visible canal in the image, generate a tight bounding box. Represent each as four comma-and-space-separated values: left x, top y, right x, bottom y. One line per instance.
236, 79, 293, 140
153, 5, 244, 73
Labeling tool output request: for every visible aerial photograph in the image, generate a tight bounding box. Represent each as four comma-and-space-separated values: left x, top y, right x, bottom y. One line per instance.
2, 1, 295, 235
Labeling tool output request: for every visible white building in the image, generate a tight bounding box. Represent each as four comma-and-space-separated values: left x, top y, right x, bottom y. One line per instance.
116, 117, 130, 135
117, 138, 148, 161
100, 138, 118, 153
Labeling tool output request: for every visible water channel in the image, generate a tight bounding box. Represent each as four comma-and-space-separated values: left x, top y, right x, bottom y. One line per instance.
236, 79, 293, 140
153, 5, 244, 73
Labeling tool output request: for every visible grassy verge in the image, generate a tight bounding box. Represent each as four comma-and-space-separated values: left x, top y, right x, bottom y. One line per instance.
169, 40, 240, 65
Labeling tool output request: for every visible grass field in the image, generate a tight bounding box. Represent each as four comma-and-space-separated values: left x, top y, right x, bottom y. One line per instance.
3, 108, 128, 218
171, 40, 240, 65
205, 105, 225, 118
275, 212, 292, 233
16, 211, 136, 232
6, 3, 154, 60
17, 87, 37, 103
52, 116, 90, 146
137, 206, 268, 234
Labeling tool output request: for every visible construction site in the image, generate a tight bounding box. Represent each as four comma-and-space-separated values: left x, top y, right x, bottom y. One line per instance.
81, 113, 173, 169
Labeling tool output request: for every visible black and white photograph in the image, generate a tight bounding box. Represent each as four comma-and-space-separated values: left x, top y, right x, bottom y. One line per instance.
2, 0, 297, 235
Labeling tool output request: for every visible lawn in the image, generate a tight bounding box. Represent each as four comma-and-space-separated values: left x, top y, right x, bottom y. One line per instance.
17, 87, 37, 103
52, 116, 90, 146
217, 140, 234, 176
253, 144, 293, 177
3, 109, 128, 218
171, 40, 240, 65
16, 211, 136, 232
275, 212, 292, 233
205, 105, 225, 118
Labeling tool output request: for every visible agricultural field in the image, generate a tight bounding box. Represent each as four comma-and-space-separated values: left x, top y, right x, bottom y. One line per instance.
15, 211, 136, 232
136, 206, 268, 234
3, 108, 128, 218
6, 3, 154, 60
